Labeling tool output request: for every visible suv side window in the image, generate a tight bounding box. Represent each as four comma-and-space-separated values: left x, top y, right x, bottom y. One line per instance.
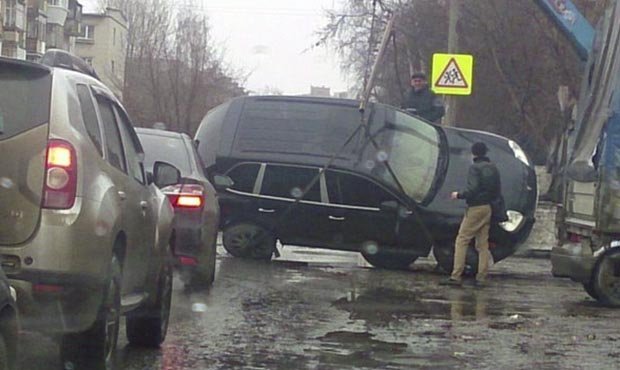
76, 84, 103, 156
226, 163, 260, 193
326, 171, 395, 208
261, 165, 321, 202
96, 96, 126, 172
114, 105, 145, 184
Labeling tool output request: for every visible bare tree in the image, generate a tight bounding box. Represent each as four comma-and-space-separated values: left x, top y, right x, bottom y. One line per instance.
319, 0, 609, 163
99, 0, 246, 134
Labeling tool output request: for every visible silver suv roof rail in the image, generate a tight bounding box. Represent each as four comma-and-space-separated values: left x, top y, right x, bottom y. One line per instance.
40, 49, 100, 81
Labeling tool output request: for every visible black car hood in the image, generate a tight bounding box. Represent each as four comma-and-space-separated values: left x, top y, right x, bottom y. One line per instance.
426, 127, 537, 219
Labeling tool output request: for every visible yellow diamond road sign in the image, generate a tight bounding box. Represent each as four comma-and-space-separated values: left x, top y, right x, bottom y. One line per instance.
431, 53, 473, 96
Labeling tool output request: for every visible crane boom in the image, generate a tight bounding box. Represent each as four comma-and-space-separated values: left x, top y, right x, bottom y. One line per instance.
534, 0, 595, 61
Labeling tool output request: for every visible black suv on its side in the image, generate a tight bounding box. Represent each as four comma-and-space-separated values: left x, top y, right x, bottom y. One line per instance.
195, 96, 537, 271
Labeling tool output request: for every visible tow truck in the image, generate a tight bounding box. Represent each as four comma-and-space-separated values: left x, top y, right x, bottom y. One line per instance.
535, 0, 620, 306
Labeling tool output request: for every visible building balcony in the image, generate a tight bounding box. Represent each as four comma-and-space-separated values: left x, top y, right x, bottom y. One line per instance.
47, 4, 69, 26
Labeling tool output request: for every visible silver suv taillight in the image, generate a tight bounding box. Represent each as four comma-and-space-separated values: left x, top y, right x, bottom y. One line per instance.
42, 139, 77, 209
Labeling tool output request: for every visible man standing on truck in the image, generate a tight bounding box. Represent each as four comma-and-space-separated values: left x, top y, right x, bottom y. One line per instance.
441, 142, 500, 287
404, 72, 445, 123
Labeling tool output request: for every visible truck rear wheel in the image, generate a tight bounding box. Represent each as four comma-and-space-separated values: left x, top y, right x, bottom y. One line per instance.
593, 248, 620, 307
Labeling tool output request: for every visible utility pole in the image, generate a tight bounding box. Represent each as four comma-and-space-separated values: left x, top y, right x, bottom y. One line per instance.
444, 0, 460, 127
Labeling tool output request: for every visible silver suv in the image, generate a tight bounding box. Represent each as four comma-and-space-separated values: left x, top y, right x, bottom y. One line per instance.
0, 50, 177, 369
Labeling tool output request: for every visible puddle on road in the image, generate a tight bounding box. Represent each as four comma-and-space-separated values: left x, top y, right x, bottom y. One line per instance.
333, 287, 534, 323
308, 330, 460, 369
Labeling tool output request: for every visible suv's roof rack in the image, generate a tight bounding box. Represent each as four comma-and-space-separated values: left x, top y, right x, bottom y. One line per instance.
40, 49, 100, 80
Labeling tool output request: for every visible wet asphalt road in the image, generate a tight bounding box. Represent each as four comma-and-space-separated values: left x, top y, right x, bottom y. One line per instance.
18, 243, 620, 370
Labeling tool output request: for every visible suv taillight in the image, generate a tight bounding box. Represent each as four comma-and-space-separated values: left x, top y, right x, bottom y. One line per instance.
42, 139, 77, 209
163, 184, 204, 209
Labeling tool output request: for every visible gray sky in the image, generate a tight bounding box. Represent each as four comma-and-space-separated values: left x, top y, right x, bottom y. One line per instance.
81, 0, 350, 95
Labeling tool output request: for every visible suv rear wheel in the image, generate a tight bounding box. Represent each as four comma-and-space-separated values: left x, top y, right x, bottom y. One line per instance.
126, 250, 173, 347
60, 256, 121, 370
187, 235, 217, 288
223, 224, 275, 260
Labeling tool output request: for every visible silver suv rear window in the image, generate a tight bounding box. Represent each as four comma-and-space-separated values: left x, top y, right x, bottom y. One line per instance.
0, 67, 51, 140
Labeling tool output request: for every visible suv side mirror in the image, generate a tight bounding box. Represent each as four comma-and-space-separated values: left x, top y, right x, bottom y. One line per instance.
213, 174, 234, 191
379, 200, 399, 213
153, 161, 180, 188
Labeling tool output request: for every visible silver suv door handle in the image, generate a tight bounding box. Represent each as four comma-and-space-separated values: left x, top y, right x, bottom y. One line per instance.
258, 208, 275, 213
140, 201, 148, 209
329, 216, 345, 221
118, 191, 127, 200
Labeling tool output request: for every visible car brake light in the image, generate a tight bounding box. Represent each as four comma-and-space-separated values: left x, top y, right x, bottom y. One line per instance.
178, 256, 198, 266
33, 284, 64, 293
42, 139, 77, 209
163, 184, 205, 209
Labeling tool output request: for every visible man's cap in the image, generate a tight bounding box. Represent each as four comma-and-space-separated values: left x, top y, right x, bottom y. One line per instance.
471, 142, 488, 157
411, 72, 427, 80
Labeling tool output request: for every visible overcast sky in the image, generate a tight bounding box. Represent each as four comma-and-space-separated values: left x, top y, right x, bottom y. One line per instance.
81, 0, 350, 95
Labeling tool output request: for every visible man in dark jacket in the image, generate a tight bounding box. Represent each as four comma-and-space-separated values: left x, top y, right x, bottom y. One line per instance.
404, 73, 445, 123
442, 142, 501, 287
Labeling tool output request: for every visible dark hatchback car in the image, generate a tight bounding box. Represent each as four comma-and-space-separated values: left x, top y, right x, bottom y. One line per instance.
137, 128, 220, 287
194, 96, 537, 271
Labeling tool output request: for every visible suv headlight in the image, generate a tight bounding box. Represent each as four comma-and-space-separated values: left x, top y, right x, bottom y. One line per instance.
500, 210, 525, 232
508, 140, 530, 166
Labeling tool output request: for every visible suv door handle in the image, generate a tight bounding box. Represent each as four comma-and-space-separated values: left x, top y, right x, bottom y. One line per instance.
258, 208, 275, 213
329, 215, 345, 221
140, 201, 149, 209
118, 191, 127, 200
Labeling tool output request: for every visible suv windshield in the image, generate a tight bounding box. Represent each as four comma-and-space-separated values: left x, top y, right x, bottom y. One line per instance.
377, 110, 441, 202
0, 66, 51, 139
138, 133, 192, 175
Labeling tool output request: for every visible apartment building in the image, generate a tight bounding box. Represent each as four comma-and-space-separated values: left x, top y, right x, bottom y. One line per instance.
76, 7, 127, 99
0, 0, 81, 60
46, 0, 82, 55
1, 0, 28, 59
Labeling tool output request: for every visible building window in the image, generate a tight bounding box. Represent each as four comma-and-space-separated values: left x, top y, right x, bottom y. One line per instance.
83, 57, 93, 66
111, 60, 115, 73
4, 0, 24, 29
113, 28, 116, 46
78, 24, 95, 40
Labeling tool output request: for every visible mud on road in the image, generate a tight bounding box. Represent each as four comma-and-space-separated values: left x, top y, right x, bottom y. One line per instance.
19, 246, 620, 369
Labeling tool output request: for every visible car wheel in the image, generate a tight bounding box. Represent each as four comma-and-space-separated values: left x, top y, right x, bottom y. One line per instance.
583, 280, 599, 300
432, 245, 478, 276
61, 256, 121, 370
126, 250, 173, 347
592, 248, 620, 307
361, 250, 417, 270
222, 224, 275, 260
188, 237, 217, 288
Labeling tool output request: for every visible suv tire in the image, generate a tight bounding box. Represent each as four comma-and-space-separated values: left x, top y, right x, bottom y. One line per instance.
223, 224, 275, 260
187, 235, 217, 288
593, 248, 620, 307
126, 250, 173, 347
361, 251, 417, 270
60, 256, 121, 370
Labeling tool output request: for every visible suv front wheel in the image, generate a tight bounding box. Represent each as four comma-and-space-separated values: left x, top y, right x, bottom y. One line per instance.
361, 250, 418, 270
60, 255, 121, 370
